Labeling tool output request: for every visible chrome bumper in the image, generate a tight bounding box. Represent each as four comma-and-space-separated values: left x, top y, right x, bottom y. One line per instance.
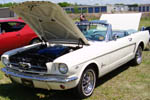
1, 67, 78, 83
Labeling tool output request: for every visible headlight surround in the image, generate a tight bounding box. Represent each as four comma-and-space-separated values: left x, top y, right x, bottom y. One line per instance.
2, 57, 9, 66
58, 63, 68, 74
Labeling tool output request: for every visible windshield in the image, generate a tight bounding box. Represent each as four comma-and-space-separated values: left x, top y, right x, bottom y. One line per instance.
77, 23, 107, 41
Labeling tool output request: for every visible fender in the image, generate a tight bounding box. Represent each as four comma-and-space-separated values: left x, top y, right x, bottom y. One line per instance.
75, 60, 101, 84
136, 40, 144, 50
136, 31, 149, 50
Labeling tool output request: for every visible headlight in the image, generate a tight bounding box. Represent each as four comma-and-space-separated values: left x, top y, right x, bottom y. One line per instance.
58, 63, 68, 74
2, 57, 9, 66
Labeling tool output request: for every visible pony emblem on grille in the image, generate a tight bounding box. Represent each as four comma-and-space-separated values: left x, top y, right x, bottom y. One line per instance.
19, 62, 31, 70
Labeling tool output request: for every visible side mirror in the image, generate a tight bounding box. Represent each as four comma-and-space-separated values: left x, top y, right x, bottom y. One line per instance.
113, 34, 118, 40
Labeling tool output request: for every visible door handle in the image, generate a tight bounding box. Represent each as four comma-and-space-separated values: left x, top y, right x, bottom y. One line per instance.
128, 38, 132, 41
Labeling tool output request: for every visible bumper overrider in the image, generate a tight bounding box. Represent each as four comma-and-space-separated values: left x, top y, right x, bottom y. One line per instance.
1, 67, 78, 90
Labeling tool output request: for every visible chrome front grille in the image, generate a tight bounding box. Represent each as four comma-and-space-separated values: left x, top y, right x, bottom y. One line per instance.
9, 62, 47, 74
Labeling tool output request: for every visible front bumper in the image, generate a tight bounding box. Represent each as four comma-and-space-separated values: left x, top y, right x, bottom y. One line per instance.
1, 67, 78, 90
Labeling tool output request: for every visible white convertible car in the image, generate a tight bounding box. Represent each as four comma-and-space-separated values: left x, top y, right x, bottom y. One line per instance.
1, 1, 150, 98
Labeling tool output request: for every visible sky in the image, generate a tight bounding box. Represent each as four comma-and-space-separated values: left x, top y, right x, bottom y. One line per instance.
1, 0, 150, 5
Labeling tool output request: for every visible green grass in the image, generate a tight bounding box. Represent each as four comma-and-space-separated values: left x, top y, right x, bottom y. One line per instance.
0, 63, 4, 80
139, 17, 150, 28
0, 18, 150, 100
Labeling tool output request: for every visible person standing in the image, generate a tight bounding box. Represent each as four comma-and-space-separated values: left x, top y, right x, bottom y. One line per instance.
80, 13, 86, 22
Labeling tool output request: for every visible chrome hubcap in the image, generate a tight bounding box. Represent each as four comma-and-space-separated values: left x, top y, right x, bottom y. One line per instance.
136, 47, 142, 64
82, 69, 95, 96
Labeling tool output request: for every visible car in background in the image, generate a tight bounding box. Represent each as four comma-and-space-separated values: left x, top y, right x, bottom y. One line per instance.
144, 26, 150, 39
144, 26, 150, 49
145, 26, 150, 33
0, 18, 40, 55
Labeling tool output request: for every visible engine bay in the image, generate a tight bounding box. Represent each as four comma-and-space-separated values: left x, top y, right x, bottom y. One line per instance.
9, 44, 80, 73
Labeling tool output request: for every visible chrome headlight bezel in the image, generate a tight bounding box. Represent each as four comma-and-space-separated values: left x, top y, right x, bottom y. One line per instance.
2, 57, 9, 66
58, 63, 68, 74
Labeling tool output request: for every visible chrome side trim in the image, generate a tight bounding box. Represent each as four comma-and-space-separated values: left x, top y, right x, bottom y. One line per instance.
1, 68, 78, 83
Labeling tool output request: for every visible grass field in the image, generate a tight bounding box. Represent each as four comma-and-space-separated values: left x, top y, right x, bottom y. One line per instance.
140, 17, 150, 28
0, 17, 150, 100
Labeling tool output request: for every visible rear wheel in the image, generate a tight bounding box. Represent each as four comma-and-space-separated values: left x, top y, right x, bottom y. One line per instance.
74, 67, 96, 99
132, 46, 142, 65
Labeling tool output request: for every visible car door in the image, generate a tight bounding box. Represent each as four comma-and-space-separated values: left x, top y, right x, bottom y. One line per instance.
18, 23, 37, 46
110, 34, 135, 65
99, 33, 135, 76
0, 22, 21, 54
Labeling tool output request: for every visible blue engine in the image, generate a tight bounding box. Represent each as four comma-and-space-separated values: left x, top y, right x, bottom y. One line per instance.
38, 45, 68, 57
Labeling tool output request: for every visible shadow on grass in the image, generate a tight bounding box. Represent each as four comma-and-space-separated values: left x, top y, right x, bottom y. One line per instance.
0, 83, 79, 100
0, 63, 131, 100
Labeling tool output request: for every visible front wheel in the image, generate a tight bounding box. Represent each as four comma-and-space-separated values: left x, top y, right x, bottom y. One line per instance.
74, 68, 96, 99
132, 46, 143, 65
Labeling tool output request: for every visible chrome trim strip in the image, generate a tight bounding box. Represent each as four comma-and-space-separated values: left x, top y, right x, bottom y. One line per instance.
77, 43, 136, 66
1, 68, 78, 83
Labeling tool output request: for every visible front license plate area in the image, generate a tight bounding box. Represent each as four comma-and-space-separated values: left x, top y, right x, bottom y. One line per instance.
21, 78, 34, 87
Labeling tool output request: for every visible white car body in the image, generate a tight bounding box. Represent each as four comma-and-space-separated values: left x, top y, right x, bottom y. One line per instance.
1, 1, 150, 98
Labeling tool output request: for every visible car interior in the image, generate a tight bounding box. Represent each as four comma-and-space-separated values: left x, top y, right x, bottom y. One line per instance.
78, 25, 131, 41
112, 31, 129, 38
77, 24, 107, 41
83, 29, 106, 41
0, 22, 25, 33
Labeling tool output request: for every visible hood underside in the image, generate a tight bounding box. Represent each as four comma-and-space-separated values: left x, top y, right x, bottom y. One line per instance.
100, 13, 142, 31
10, 1, 89, 45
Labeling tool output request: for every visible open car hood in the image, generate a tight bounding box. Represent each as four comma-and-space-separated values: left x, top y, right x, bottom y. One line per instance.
100, 13, 142, 31
10, 1, 89, 45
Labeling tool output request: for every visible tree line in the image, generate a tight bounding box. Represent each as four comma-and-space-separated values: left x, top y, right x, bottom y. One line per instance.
0, 3, 15, 8
0, 2, 73, 8
0, 2, 84, 13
